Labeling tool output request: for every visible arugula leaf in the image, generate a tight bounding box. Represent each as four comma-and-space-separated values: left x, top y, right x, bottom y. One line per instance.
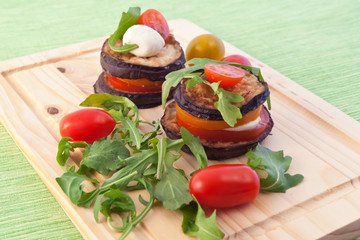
181, 200, 224, 240
180, 127, 208, 169
99, 187, 136, 221
155, 138, 167, 179
246, 144, 304, 192
78, 137, 130, 175
118, 118, 142, 150
56, 137, 88, 168
102, 149, 158, 189
154, 152, 193, 210
162, 64, 206, 108
56, 170, 100, 207
109, 43, 138, 54
80, 93, 138, 121
214, 88, 243, 127
108, 7, 141, 53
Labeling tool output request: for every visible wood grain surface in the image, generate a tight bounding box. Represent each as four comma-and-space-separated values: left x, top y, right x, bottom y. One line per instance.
0, 19, 360, 240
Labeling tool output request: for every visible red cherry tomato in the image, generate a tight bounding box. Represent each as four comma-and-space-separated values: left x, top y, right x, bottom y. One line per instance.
189, 164, 260, 208
59, 108, 116, 144
222, 54, 251, 66
204, 63, 245, 88
138, 9, 169, 40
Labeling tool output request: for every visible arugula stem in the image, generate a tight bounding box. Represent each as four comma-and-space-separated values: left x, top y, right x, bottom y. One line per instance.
118, 195, 155, 240
99, 171, 138, 191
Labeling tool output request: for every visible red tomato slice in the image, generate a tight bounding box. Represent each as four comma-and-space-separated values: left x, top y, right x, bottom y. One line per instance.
222, 54, 251, 66
175, 103, 262, 130
106, 75, 163, 93
204, 63, 245, 88
138, 9, 169, 40
176, 107, 270, 143
189, 164, 260, 208
59, 108, 116, 144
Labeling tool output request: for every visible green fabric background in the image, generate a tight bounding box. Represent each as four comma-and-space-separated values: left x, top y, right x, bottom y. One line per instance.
0, 0, 359, 239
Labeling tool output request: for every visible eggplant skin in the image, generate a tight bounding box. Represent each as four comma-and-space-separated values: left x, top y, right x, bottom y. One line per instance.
94, 72, 175, 109
176, 73, 270, 120
100, 35, 186, 81
160, 102, 274, 160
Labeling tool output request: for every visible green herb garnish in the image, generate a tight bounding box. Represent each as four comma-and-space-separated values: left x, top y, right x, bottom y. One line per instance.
246, 144, 304, 192
56, 93, 214, 239
108, 7, 140, 53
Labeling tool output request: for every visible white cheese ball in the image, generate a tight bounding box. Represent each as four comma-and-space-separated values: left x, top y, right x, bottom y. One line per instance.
123, 25, 165, 57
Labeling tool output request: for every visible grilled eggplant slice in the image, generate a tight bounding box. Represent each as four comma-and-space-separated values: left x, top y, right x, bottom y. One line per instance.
161, 102, 274, 160
175, 69, 269, 120
100, 34, 185, 81
94, 73, 175, 109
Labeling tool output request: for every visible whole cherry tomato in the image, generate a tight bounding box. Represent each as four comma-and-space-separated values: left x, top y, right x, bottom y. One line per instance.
204, 63, 245, 87
138, 9, 169, 40
189, 164, 260, 208
59, 108, 116, 144
185, 34, 225, 61
222, 54, 251, 66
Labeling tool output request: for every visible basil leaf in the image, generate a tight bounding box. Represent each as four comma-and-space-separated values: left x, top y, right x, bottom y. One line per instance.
181, 200, 224, 240
180, 127, 208, 169
108, 7, 141, 53
246, 144, 304, 192
78, 138, 130, 175
56, 170, 99, 207
154, 152, 192, 210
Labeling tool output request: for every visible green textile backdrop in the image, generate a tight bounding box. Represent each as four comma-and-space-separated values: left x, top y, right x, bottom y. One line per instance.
0, 0, 359, 239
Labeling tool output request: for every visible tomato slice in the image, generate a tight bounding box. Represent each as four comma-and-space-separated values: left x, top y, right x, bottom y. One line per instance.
204, 63, 245, 88
176, 107, 270, 143
106, 75, 163, 93
138, 9, 169, 40
175, 103, 262, 130
222, 54, 251, 66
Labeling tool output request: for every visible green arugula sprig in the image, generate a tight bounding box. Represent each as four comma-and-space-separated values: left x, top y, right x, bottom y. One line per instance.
108, 7, 140, 53
246, 144, 304, 192
161, 58, 272, 127
55, 93, 216, 239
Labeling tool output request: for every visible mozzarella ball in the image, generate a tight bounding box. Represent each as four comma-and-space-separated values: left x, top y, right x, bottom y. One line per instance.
123, 25, 165, 57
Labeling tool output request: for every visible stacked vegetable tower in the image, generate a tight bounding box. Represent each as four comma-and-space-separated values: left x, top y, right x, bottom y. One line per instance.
161, 59, 274, 160
94, 7, 185, 108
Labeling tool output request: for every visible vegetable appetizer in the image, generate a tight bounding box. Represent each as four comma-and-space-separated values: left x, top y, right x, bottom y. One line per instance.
161, 58, 273, 160
94, 7, 185, 108
56, 7, 304, 240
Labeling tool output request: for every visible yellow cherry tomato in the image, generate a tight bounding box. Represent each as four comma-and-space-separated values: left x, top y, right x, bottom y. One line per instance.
185, 34, 225, 61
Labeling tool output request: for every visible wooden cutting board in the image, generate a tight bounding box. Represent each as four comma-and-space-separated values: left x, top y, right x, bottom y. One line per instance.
1, 19, 360, 240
